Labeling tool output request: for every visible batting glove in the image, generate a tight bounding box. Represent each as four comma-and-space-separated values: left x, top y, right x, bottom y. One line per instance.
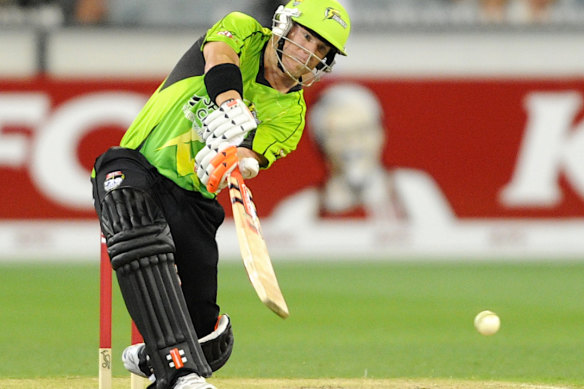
195, 143, 236, 193
195, 145, 260, 193
201, 99, 257, 148
239, 156, 259, 180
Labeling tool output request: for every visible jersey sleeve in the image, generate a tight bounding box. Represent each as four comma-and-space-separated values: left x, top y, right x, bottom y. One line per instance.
248, 96, 307, 168
203, 12, 264, 55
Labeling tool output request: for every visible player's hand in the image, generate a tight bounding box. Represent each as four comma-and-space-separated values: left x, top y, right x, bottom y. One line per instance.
195, 144, 261, 193
201, 99, 257, 148
239, 156, 259, 179
195, 143, 238, 193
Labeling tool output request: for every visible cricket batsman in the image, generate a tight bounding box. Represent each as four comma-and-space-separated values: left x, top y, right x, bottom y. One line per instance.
91, 1, 350, 388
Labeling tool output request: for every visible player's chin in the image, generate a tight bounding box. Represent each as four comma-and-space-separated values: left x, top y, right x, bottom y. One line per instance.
299, 70, 320, 85
283, 58, 310, 76
292, 66, 315, 81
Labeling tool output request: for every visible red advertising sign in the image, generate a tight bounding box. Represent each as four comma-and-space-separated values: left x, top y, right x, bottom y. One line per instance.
1, 77, 584, 220
2, 76, 584, 260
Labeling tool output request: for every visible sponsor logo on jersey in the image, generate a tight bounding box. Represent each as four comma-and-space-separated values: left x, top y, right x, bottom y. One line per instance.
104, 171, 125, 191
217, 30, 234, 39
182, 93, 213, 137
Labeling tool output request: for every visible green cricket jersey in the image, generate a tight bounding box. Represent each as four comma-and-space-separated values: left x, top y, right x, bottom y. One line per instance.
119, 12, 307, 199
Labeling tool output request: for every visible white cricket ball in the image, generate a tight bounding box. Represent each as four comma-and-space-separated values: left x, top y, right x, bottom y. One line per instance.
474, 310, 500, 336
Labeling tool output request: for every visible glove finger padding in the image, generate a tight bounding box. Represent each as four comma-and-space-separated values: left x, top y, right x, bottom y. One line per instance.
206, 112, 252, 140
201, 99, 257, 144
206, 132, 245, 151
205, 145, 239, 193
195, 144, 219, 183
205, 120, 255, 150
221, 121, 257, 142
195, 144, 222, 185
201, 109, 227, 139
195, 146, 214, 175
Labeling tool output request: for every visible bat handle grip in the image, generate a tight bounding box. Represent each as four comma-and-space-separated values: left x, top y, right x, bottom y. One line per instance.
229, 167, 243, 181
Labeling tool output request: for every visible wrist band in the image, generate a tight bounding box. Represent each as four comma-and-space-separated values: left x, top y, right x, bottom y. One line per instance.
204, 63, 243, 104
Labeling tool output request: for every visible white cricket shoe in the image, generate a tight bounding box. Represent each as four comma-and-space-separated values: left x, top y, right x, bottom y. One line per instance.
173, 373, 216, 389
122, 343, 152, 379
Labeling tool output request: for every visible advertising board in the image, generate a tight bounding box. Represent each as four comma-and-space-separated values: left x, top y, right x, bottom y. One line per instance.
1, 77, 583, 259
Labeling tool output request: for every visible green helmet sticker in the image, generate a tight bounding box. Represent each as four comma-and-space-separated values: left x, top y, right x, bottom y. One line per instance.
285, 0, 351, 56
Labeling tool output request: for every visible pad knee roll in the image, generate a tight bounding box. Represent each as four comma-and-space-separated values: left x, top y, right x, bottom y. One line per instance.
99, 187, 174, 268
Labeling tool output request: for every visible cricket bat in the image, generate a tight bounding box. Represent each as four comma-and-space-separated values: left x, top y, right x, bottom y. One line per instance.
227, 169, 289, 319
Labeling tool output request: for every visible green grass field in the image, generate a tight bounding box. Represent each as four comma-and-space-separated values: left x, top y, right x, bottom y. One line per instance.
1, 259, 583, 388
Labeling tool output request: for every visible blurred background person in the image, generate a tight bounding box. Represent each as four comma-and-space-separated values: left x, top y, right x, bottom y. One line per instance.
0, 0, 63, 27
3, 0, 583, 28
511, 0, 558, 23
477, 0, 560, 23
62, 0, 286, 26
270, 82, 455, 227
479, 0, 509, 22
66, 0, 105, 24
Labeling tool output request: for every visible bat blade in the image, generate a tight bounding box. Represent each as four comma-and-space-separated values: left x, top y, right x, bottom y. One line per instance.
228, 169, 289, 319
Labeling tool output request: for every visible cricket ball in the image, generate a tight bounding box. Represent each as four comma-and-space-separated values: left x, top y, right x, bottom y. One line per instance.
474, 310, 500, 336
